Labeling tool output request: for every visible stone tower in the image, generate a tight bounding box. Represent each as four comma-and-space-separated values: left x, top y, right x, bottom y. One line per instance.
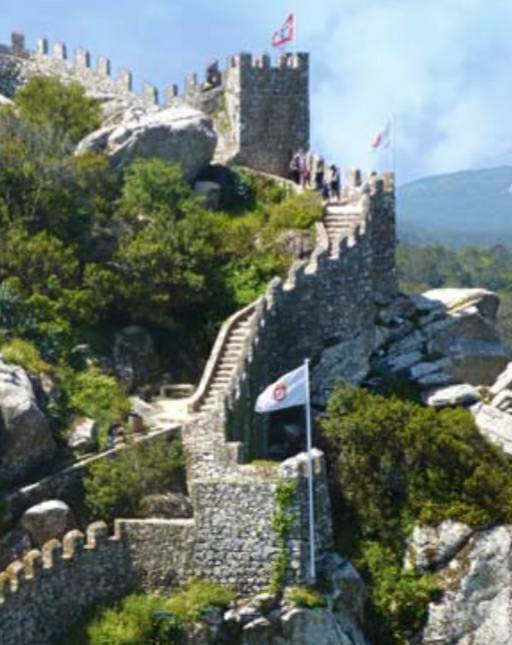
187, 52, 310, 177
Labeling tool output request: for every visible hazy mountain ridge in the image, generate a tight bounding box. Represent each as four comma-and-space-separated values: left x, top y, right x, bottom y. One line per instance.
397, 166, 512, 247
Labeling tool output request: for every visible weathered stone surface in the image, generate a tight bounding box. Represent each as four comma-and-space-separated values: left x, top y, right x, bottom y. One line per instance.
384, 349, 424, 373
422, 384, 480, 408
76, 104, 217, 181
491, 362, 512, 396
420, 288, 500, 320
276, 229, 315, 260
311, 331, 374, 405
68, 416, 98, 452
449, 339, 510, 386
415, 371, 457, 388
0, 529, 31, 571
421, 526, 512, 645
138, 492, 192, 519
404, 521, 473, 573
21, 500, 75, 547
0, 358, 55, 482
385, 329, 426, 357
410, 357, 453, 381
492, 389, 512, 413
113, 325, 159, 392
471, 403, 512, 455
378, 296, 417, 324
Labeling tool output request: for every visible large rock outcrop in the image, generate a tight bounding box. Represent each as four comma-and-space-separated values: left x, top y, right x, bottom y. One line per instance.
371, 288, 510, 391
0, 359, 55, 482
420, 525, 512, 644
76, 104, 217, 181
113, 325, 159, 392
21, 500, 75, 548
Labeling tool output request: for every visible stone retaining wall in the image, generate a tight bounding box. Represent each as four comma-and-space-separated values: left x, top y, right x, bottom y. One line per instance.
0, 451, 332, 644
0, 427, 180, 529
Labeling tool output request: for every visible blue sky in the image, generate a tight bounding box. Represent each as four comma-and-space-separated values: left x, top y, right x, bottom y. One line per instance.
1, 0, 512, 183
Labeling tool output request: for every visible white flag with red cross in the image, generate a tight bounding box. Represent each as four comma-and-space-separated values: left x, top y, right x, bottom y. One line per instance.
255, 364, 307, 413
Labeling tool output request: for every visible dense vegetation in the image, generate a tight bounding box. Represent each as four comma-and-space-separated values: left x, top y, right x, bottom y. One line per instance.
398, 243, 512, 346
60, 581, 235, 645
321, 383, 512, 643
0, 75, 321, 442
84, 437, 186, 523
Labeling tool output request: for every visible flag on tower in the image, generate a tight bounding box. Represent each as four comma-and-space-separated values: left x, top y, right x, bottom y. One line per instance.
272, 13, 295, 48
370, 121, 392, 151
255, 364, 306, 413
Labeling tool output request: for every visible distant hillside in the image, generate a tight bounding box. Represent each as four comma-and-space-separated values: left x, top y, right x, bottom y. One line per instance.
397, 166, 512, 248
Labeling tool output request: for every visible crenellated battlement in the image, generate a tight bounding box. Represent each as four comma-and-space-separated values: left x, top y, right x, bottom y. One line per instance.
0, 31, 309, 176
0, 31, 158, 105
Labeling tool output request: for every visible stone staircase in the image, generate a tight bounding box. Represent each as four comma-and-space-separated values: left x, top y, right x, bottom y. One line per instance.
324, 203, 363, 255
197, 311, 255, 414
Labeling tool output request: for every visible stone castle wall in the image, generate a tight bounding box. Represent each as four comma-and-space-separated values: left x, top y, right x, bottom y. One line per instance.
195, 173, 396, 461
0, 33, 309, 178
0, 451, 331, 645
188, 52, 309, 177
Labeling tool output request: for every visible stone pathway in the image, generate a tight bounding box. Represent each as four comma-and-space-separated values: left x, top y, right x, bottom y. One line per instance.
324, 203, 364, 256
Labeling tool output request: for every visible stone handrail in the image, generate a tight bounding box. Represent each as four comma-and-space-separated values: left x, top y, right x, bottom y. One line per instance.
187, 300, 260, 412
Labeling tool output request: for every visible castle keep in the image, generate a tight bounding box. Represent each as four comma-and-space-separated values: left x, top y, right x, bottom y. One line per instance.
0, 31, 397, 645
0, 33, 309, 177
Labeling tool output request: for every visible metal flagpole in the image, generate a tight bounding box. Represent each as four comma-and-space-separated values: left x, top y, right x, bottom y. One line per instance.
304, 358, 316, 581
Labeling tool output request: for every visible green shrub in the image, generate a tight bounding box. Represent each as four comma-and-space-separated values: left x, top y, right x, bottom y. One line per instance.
68, 367, 130, 443
165, 580, 235, 623
60, 583, 234, 644
62, 594, 181, 645
118, 159, 191, 221
321, 383, 512, 643
362, 542, 438, 644
15, 76, 101, 143
287, 586, 327, 609
266, 191, 323, 234
84, 438, 185, 522
0, 337, 51, 373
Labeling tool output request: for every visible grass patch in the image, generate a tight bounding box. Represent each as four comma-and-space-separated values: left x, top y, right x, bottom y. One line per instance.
287, 586, 327, 609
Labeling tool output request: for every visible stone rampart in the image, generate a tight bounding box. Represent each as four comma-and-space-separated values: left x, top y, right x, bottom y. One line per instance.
0, 32, 157, 106
186, 52, 309, 176
0, 450, 331, 644
0, 32, 309, 177
0, 427, 180, 529
189, 172, 395, 466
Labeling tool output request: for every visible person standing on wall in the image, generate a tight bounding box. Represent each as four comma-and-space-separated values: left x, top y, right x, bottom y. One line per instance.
329, 164, 340, 202
315, 156, 325, 191
290, 150, 301, 184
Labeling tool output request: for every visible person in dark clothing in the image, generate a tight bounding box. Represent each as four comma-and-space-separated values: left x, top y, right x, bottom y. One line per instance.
329, 164, 340, 202
315, 156, 325, 191
289, 151, 301, 184
203, 59, 222, 91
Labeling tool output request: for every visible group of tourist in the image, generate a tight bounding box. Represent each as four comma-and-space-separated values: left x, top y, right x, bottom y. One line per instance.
289, 150, 341, 203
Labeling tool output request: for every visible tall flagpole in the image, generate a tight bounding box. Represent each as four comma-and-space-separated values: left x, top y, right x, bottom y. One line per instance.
304, 358, 316, 582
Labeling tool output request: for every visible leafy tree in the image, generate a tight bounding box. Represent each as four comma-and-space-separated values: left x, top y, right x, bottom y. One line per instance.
84, 438, 185, 521
322, 383, 512, 642
117, 158, 192, 221
67, 367, 131, 442
0, 109, 114, 244
0, 227, 79, 294
15, 76, 101, 143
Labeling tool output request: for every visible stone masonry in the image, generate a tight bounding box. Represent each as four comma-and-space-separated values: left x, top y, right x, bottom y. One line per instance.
0, 166, 395, 644
0, 32, 309, 177
0, 30, 397, 644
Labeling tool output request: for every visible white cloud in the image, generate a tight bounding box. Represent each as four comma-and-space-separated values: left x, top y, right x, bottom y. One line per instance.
292, 0, 512, 181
